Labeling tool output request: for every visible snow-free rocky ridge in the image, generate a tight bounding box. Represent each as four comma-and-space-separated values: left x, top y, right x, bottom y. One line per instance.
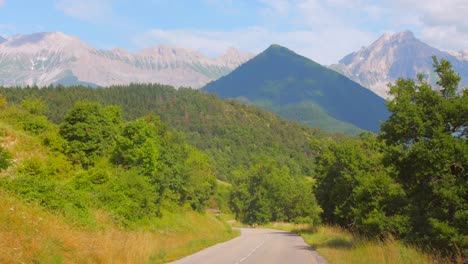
331, 31, 468, 98
0, 32, 253, 88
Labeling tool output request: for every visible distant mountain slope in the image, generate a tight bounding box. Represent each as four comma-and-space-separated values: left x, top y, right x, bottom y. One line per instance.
0, 32, 253, 88
331, 31, 468, 98
203, 44, 389, 134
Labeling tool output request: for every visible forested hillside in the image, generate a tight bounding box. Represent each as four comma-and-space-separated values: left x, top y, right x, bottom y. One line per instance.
203, 44, 390, 134
0, 95, 240, 262
0, 84, 325, 181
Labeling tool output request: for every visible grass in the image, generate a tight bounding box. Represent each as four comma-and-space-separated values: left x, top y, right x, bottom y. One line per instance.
0, 116, 239, 263
0, 190, 238, 264
262, 222, 457, 264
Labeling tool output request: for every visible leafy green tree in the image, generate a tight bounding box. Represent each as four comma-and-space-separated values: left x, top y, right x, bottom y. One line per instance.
181, 146, 217, 211
22, 98, 46, 115
230, 159, 321, 225
111, 117, 160, 176
59, 101, 122, 167
380, 57, 467, 252
313, 133, 408, 237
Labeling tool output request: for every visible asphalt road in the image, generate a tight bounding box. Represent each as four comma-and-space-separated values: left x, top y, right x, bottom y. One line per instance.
169, 228, 327, 264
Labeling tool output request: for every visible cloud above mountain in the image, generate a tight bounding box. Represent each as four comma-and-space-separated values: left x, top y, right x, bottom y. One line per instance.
133, 0, 468, 64
3, 0, 468, 65
387, 0, 468, 51
54, 0, 113, 23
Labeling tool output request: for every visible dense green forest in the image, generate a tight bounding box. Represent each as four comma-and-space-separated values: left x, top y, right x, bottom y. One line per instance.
0, 84, 324, 182
0, 57, 466, 259
0, 84, 323, 228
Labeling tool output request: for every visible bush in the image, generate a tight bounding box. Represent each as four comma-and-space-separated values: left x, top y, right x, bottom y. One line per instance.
0, 146, 11, 171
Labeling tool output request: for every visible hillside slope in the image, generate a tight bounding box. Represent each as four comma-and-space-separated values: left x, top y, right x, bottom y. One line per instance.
0, 84, 322, 181
203, 44, 389, 134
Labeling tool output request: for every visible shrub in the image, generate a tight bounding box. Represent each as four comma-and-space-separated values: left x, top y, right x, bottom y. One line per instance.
0, 146, 11, 171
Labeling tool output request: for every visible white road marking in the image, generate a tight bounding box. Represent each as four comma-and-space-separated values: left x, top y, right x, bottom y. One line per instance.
235, 240, 265, 264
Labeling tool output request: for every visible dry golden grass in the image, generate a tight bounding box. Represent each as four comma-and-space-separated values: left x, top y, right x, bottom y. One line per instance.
0, 191, 237, 264
263, 223, 457, 264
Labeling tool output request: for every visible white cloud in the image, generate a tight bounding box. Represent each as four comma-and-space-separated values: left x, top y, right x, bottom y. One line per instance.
384, 0, 468, 51
133, 26, 376, 65
133, 0, 468, 65
258, 0, 291, 17
133, 0, 382, 64
54, 0, 113, 22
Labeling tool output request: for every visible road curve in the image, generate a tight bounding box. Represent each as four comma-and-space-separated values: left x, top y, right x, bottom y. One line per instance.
169, 228, 327, 264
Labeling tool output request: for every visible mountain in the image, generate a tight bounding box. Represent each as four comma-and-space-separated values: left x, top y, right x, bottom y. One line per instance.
0, 32, 253, 88
331, 31, 468, 98
0, 36, 5, 44
203, 44, 389, 134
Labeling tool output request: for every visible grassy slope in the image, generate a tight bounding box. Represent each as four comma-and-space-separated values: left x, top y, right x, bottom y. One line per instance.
263, 223, 454, 264
0, 191, 237, 263
0, 120, 237, 263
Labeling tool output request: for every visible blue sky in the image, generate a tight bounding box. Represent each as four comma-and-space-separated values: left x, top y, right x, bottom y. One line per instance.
1, 0, 467, 64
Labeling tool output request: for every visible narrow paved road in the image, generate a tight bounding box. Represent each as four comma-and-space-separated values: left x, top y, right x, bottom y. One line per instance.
169, 228, 327, 264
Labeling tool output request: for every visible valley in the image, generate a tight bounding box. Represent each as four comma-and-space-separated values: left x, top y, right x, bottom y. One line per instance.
0, 6, 467, 261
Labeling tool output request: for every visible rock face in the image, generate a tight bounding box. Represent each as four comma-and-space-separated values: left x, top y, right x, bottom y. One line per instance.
331, 31, 468, 98
0, 32, 253, 88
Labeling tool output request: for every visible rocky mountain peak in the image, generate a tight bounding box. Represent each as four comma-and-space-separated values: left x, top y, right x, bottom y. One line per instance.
5, 32, 75, 46
0, 32, 92, 55
217, 47, 254, 66
0, 32, 253, 88
139, 45, 204, 58
331, 30, 467, 98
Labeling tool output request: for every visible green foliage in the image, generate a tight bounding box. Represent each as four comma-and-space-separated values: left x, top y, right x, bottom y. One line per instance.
432, 56, 461, 99
0, 98, 52, 135
380, 58, 467, 253
181, 147, 217, 212
112, 117, 160, 175
0, 84, 320, 182
313, 133, 408, 237
22, 97, 46, 115
75, 167, 161, 226
0, 146, 11, 171
59, 101, 122, 167
0, 96, 219, 229
0, 175, 94, 225
203, 44, 389, 133
230, 159, 322, 225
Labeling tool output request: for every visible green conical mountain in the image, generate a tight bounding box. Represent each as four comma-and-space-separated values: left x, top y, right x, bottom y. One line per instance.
203, 44, 390, 134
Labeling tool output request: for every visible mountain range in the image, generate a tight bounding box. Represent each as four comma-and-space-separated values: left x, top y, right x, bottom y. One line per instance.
0, 32, 253, 88
331, 31, 468, 98
203, 44, 389, 134
2, 30, 467, 134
